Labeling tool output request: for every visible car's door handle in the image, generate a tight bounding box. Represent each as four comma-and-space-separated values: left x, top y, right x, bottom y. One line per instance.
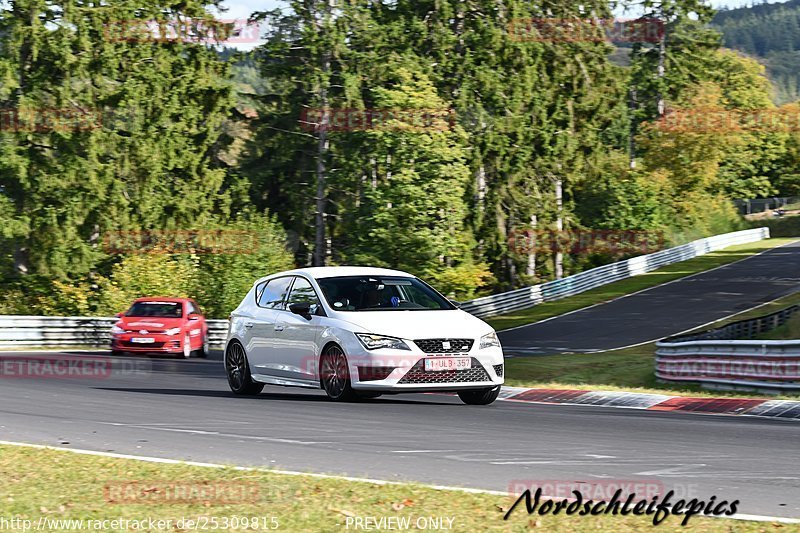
244, 322, 254, 329
274, 325, 285, 332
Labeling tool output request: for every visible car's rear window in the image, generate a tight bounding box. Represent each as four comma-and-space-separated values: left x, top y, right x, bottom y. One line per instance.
126, 301, 183, 318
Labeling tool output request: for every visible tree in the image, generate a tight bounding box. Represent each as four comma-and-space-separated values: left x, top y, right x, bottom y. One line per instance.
337, 66, 483, 291
626, 0, 721, 167
195, 211, 295, 318
0, 0, 237, 280
247, 1, 350, 267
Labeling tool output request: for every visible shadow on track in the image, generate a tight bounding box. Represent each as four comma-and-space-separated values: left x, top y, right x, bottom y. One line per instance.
95, 387, 453, 405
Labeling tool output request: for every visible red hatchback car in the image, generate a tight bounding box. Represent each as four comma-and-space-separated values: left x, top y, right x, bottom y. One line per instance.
110, 297, 209, 358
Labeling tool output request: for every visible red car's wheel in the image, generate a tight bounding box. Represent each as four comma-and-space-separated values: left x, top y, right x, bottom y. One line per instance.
181, 333, 192, 358
192, 334, 209, 358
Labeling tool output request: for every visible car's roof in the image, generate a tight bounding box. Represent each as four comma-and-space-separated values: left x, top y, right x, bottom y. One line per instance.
256, 266, 414, 284
133, 297, 190, 303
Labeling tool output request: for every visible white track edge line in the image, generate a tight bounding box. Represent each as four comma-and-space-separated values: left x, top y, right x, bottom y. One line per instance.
0, 440, 506, 496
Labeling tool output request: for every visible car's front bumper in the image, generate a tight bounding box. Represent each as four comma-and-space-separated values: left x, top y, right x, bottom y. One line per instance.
111, 334, 185, 354
345, 346, 504, 392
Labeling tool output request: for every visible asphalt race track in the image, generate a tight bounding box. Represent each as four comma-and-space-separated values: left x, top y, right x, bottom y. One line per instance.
498, 240, 800, 355
0, 352, 798, 520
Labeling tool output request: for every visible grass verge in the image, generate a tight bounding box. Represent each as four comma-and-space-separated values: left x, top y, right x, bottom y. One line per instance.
484, 237, 798, 332
0, 444, 790, 532
504, 291, 800, 400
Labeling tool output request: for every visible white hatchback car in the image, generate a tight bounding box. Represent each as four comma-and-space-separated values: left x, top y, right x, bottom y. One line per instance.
224, 267, 504, 404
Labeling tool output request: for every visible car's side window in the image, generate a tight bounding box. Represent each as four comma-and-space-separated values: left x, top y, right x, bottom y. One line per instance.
187, 301, 201, 315
257, 277, 294, 310
254, 281, 267, 305
286, 277, 322, 315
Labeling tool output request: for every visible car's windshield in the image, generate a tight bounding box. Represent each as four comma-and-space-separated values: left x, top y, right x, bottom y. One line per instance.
316, 276, 454, 312
126, 301, 183, 318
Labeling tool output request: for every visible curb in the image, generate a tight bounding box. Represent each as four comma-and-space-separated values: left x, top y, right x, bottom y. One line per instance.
498, 387, 800, 420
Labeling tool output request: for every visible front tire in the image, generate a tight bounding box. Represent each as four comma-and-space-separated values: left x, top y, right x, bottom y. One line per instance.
225, 342, 264, 396
180, 334, 192, 359
320, 345, 358, 402
458, 386, 500, 405
192, 334, 209, 358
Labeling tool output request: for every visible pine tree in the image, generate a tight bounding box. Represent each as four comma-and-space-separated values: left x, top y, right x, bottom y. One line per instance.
0, 0, 237, 280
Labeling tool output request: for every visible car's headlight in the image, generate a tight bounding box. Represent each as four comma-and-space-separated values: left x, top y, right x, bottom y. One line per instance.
480, 332, 501, 350
356, 333, 411, 351
111, 325, 125, 335
165, 328, 181, 336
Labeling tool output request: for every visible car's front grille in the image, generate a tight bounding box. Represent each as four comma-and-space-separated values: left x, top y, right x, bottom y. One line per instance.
357, 366, 395, 381
120, 341, 166, 348
414, 338, 474, 354
493, 364, 504, 377
398, 358, 490, 384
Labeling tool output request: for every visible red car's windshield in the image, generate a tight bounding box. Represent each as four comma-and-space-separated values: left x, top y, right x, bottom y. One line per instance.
126, 302, 183, 318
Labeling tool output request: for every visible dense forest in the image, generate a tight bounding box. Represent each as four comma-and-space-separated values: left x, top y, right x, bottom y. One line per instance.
714, 0, 800, 103
1, 0, 799, 317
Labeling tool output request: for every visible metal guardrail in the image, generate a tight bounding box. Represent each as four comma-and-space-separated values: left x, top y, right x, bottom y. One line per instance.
0, 227, 772, 349
0, 316, 230, 350
460, 228, 770, 318
734, 196, 800, 215
656, 305, 800, 392
666, 305, 800, 343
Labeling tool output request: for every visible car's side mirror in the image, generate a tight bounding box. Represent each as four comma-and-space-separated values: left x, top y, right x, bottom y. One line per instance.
289, 302, 313, 320
449, 300, 462, 309
187, 313, 201, 321
115, 312, 123, 318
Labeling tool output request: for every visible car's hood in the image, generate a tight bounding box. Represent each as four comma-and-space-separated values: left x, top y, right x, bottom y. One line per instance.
118, 317, 184, 330
333, 309, 494, 340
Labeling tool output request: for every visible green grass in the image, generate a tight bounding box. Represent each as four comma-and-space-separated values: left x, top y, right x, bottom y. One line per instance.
0, 444, 790, 532
485, 237, 797, 332
503, 288, 800, 400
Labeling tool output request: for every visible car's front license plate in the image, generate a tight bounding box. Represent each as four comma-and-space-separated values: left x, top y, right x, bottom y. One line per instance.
424, 357, 471, 372
131, 338, 155, 344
